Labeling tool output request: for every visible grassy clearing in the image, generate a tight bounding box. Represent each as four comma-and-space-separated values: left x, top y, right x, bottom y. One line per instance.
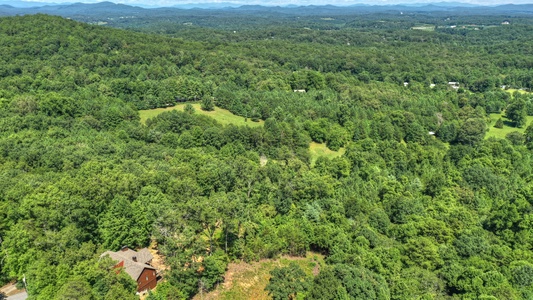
140, 105, 346, 164
138, 103, 264, 127
486, 113, 533, 139
194, 252, 324, 300
412, 25, 435, 31
504, 88, 531, 95
309, 142, 345, 166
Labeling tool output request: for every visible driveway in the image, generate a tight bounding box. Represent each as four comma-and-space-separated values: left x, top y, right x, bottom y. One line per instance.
6, 291, 27, 300
0, 283, 27, 300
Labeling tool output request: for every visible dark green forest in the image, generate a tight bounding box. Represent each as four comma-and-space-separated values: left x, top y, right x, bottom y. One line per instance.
1, 10, 533, 299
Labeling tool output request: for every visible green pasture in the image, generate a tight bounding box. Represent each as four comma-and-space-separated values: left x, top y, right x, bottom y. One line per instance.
486, 113, 533, 139
139, 103, 264, 127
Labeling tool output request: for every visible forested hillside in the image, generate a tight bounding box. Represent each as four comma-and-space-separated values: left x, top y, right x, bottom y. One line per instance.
1, 12, 533, 299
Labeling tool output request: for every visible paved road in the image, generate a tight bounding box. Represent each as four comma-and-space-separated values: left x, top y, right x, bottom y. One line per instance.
0, 282, 27, 300
6, 291, 27, 300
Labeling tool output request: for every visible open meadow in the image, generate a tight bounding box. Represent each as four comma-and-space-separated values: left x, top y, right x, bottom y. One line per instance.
139, 103, 264, 127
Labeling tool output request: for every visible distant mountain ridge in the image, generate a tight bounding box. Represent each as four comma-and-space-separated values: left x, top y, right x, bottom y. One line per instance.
0, 0, 74, 8
171, 2, 243, 9
0, 1, 505, 9
1, 1, 533, 18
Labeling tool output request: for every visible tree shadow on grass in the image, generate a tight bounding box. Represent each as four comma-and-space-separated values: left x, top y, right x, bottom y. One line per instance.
503, 120, 518, 128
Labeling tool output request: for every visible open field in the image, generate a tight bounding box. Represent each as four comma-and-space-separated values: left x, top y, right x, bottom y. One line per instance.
194, 252, 324, 300
140, 106, 346, 163
412, 25, 435, 31
138, 103, 264, 127
486, 113, 533, 139
309, 142, 345, 165
504, 88, 531, 95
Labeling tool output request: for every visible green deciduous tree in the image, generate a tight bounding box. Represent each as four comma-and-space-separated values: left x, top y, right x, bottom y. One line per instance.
56, 278, 94, 300
506, 98, 527, 127
184, 103, 195, 114
265, 262, 310, 300
201, 97, 215, 111
505, 131, 524, 145
457, 118, 486, 145
331, 265, 390, 300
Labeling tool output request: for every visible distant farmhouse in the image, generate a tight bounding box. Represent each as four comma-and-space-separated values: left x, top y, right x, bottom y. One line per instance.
502, 20, 510, 25
101, 247, 158, 293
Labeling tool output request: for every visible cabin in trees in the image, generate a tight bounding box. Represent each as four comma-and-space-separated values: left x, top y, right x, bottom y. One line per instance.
100, 247, 158, 293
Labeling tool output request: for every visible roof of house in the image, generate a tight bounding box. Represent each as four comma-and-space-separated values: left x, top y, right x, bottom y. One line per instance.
100, 248, 155, 281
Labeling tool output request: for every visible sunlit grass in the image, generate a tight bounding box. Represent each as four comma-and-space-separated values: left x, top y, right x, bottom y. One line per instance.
138, 103, 264, 127
412, 25, 435, 31
486, 113, 533, 139
504, 88, 531, 95
140, 105, 346, 164
309, 142, 345, 166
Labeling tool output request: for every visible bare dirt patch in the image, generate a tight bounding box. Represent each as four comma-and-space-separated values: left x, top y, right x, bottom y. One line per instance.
148, 240, 170, 273
193, 252, 324, 300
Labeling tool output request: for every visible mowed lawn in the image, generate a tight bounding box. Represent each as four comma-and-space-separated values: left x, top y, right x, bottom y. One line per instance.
194, 252, 324, 300
486, 113, 533, 139
138, 103, 263, 127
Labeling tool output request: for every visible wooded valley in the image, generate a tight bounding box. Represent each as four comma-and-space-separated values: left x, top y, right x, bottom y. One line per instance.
1, 7, 533, 299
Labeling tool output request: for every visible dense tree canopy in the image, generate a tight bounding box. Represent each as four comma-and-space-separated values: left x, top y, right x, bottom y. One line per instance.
0, 11, 533, 300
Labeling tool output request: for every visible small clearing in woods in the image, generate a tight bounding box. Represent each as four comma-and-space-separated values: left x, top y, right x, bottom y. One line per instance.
140, 106, 345, 165
486, 113, 533, 139
193, 252, 324, 300
309, 142, 345, 166
504, 88, 531, 95
139, 103, 264, 127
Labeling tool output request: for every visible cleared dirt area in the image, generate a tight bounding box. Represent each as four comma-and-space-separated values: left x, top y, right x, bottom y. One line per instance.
193, 252, 324, 300
148, 241, 170, 273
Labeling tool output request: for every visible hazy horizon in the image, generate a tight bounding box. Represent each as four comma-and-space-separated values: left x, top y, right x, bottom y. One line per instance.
2, 0, 533, 7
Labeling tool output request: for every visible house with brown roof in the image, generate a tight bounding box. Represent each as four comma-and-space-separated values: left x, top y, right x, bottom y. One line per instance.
100, 247, 158, 293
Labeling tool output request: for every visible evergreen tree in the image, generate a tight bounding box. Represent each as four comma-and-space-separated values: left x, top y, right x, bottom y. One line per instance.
494, 118, 504, 128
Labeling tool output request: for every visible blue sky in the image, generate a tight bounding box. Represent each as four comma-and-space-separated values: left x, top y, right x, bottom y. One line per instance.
5, 0, 533, 6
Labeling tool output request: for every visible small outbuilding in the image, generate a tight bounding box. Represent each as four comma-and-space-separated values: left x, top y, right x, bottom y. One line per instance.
448, 82, 460, 89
